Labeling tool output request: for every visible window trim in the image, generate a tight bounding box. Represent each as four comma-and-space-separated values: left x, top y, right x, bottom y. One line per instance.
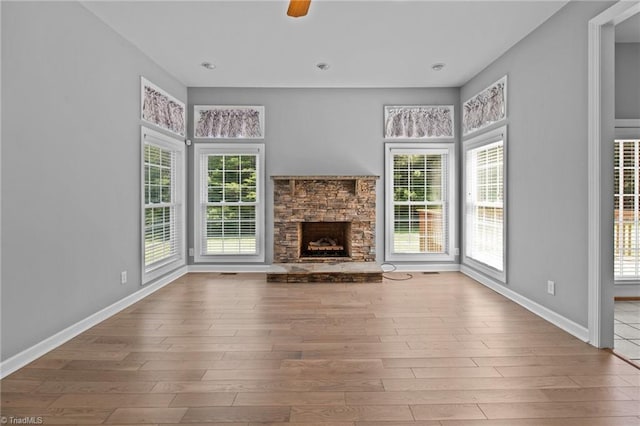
193, 143, 265, 263
140, 126, 186, 284
462, 125, 507, 283
384, 143, 456, 262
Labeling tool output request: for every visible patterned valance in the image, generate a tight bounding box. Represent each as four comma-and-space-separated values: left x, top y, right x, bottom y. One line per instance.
384, 105, 454, 139
194, 106, 264, 139
463, 76, 507, 136
141, 78, 185, 137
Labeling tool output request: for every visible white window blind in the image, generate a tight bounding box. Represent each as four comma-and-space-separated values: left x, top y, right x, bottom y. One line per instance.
194, 144, 264, 262
385, 144, 455, 262
614, 139, 640, 280
465, 125, 506, 281
142, 127, 185, 283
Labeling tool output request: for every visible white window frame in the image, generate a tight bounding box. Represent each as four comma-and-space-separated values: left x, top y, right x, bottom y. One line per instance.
462, 125, 507, 283
385, 143, 456, 262
614, 123, 640, 283
141, 126, 186, 284
193, 143, 265, 263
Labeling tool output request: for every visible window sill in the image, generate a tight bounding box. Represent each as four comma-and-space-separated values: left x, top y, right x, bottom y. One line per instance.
462, 257, 506, 284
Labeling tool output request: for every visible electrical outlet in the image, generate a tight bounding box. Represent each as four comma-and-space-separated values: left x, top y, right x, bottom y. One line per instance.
547, 280, 555, 295
121, 271, 127, 285
189, 248, 194, 257
454, 248, 460, 256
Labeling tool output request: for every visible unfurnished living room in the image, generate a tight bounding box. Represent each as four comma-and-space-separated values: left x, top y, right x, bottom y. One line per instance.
2, 0, 640, 424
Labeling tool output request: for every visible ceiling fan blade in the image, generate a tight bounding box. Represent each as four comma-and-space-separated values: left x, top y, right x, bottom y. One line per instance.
287, 0, 311, 17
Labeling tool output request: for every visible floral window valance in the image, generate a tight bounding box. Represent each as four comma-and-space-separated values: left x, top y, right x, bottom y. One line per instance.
463, 76, 507, 136
194, 106, 265, 139
141, 77, 185, 137
384, 105, 454, 139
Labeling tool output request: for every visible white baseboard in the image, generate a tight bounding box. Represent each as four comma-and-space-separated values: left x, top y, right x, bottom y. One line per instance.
188, 264, 276, 273
382, 263, 461, 273
460, 265, 589, 343
0, 266, 188, 379
615, 283, 640, 298
188, 263, 461, 274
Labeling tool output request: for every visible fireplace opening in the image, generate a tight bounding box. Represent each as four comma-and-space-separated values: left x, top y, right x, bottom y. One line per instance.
299, 222, 351, 259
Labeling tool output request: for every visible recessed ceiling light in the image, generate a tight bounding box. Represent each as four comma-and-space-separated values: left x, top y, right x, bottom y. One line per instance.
201, 62, 216, 70
316, 62, 330, 71
431, 63, 445, 71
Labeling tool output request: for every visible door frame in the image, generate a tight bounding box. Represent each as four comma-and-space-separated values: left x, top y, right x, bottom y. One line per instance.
587, 1, 640, 348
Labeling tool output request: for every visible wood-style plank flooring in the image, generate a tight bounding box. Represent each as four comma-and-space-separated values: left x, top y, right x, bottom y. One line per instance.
1, 271, 639, 425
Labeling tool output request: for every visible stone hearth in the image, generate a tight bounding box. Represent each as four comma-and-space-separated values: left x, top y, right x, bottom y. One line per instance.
267, 262, 383, 283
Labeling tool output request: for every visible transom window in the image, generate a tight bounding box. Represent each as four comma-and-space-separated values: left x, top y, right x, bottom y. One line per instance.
194, 144, 264, 262
385, 143, 456, 262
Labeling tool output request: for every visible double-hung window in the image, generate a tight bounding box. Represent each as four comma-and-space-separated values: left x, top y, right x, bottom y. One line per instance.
141, 127, 186, 283
463, 125, 506, 282
614, 137, 640, 280
194, 144, 264, 262
385, 143, 456, 262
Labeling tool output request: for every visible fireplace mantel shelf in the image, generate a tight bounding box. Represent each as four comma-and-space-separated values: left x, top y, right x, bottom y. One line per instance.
271, 175, 379, 195
271, 175, 379, 181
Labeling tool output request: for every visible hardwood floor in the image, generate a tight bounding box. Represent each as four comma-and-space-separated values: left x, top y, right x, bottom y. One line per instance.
1, 271, 639, 425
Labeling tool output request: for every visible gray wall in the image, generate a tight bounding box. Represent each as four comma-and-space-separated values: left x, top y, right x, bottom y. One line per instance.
615, 41, 640, 298
2, 0, 620, 363
187, 87, 460, 265
1, 2, 186, 361
460, 1, 613, 328
615, 42, 640, 120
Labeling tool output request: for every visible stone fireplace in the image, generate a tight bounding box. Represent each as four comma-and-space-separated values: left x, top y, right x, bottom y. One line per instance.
272, 175, 378, 263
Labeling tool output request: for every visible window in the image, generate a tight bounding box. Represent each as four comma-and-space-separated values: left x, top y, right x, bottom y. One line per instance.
614, 138, 640, 280
194, 144, 264, 262
385, 143, 455, 262
141, 127, 185, 283
463, 126, 506, 282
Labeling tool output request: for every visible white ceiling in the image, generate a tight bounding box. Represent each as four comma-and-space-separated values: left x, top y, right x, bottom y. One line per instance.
82, 1, 568, 88
616, 13, 640, 43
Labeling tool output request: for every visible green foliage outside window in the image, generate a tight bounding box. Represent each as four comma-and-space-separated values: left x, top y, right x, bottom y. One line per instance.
144, 143, 176, 264
393, 154, 443, 233
207, 154, 257, 237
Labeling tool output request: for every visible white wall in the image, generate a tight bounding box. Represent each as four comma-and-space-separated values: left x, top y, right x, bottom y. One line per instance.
460, 1, 614, 327
187, 87, 460, 266
1, 2, 186, 361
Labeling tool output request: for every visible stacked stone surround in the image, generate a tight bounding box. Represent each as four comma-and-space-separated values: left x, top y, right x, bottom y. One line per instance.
272, 175, 378, 263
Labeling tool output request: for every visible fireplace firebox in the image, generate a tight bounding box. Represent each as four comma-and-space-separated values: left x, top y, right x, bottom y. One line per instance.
299, 222, 351, 258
